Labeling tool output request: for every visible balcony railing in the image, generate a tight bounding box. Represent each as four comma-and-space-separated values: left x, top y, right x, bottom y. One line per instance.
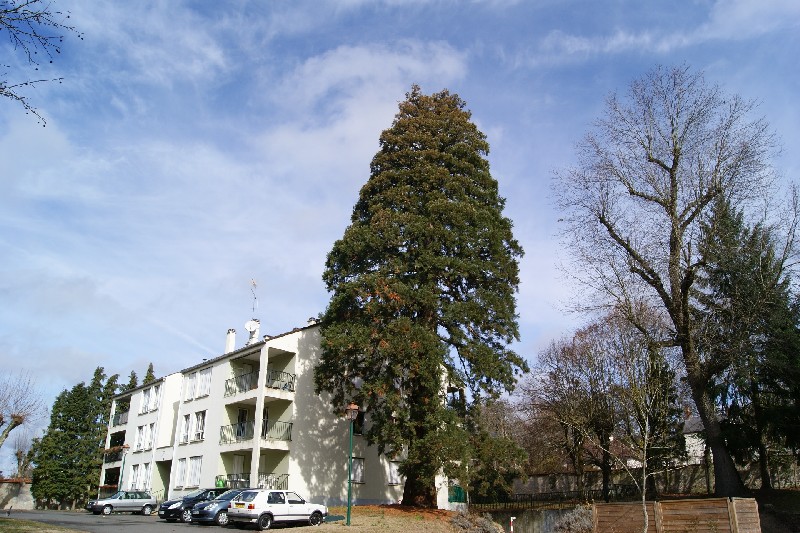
112, 411, 129, 426
258, 472, 289, 490
224, 371, 258, 397
261, 419, 292, 441
103, 449, 123, 463
220, 421, 255, 444
266, 369, 295, 392
215, 473, 251, 489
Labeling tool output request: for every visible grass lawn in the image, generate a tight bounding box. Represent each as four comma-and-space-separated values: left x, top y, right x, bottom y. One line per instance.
0, 517, 80, 533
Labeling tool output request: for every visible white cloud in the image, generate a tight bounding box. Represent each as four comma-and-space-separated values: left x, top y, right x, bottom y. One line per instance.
519, 0, 800, 65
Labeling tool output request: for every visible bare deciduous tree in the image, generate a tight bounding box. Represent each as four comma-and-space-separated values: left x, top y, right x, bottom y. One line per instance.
12, 429, 34, 478
554, 64, 783, 496
526, 322, 619, 497
0, 371, 44, 451
1, 0, 82, 123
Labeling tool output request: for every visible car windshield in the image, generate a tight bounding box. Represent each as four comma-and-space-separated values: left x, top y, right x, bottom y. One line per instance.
217, 490, 242, 501
184, 489, 207, 499
109, 491, 125, 500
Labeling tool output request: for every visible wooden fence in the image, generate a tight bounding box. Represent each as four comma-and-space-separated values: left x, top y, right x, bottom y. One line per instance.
593, 498, 760, 533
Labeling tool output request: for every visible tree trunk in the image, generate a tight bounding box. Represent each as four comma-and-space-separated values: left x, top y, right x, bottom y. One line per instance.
689, 382, 747, 496
0, 416, 22, 450
401, 467, 437, 507
751, 384, 772, 489
601, 443, 611, 502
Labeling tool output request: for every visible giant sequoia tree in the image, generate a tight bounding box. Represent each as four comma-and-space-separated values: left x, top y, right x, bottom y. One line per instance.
315, 86, 526, 507
555, 65, 782, 496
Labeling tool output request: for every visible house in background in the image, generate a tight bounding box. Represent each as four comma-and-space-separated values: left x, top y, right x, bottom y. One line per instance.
97, 319, 459, 508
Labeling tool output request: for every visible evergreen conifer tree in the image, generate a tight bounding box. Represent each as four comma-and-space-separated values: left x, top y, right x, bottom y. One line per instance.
30, 367, 118, 508
697, 199, 797, 488
315, 86, 526, 506
143, 363, 155, 385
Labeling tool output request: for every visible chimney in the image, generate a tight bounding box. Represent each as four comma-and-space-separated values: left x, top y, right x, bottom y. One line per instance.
225, 328, 236, 353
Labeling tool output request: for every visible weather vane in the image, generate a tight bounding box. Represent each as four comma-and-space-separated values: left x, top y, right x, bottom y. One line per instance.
250, 279, 258, 314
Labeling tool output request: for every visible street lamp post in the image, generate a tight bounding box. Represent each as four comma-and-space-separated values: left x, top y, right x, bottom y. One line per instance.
345, 403, 359, 526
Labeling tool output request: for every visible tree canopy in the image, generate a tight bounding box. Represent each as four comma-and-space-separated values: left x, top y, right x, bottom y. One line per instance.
315, 85, 526, 506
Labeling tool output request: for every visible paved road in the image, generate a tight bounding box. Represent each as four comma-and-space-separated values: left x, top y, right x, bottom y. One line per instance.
4, 510, 340, 532
4, 510, 207, 533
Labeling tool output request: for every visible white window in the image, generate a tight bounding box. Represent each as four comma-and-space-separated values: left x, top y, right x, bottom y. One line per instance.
144, 423, 154, 450
180, 414, 191, 443
131, 464, 140, 490
351, 457, 365, 484
149, 384, 161, 412
175, 458, 187, 488
140, 388, 151, 414
135, 425, 145, 451
142, 462, 152, 490
184, 372, 197, 401
197, 368, 212, 397
193, 411, 206, 441
187, 456, 202, 487
388, 461, 402, 485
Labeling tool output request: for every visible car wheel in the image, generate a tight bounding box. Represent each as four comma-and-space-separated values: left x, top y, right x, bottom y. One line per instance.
257, 513, 273, 531
141, 504, 153, 516
102, 505, 113, 515
182, 508, 193, 523
216, 510, 229, 526
309, 511, 323, 526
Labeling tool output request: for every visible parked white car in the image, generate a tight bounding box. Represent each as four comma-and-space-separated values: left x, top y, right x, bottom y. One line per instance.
86, 490, 157, 515
227, 489, 327, 530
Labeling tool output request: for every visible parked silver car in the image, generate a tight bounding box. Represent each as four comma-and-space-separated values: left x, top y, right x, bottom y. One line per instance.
227, 489, 327, 530
86, 490, 157, 515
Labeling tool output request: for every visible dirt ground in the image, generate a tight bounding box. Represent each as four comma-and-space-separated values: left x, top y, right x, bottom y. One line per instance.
318, 505, 461, 532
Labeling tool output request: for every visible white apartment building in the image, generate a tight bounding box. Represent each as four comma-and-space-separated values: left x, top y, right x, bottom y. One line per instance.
98, 320, 456, 508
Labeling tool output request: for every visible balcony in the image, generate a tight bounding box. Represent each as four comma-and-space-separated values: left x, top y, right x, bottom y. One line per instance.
215, 473, 251, 489
258, 472, 289, 489
224, 371, 258, 397
214, 472, 289, 490
112, 411, 129, 426
220, 421, 255, 444
103, 447, 124, 463
266, 369, 295, 392
261, 419, 292, 441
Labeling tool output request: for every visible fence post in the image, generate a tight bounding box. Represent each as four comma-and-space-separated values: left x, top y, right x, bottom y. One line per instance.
727, 497, 740, 533
654, 501, 663, 533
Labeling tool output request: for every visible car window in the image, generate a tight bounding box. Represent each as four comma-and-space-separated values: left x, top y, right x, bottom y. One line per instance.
287, 492, 304, 504
239, 491, 259, 502
218, 490, 241, 501
267, 492, 285, 504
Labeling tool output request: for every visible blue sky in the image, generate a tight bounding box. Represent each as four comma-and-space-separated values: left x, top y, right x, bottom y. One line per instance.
1, 0, 799, 473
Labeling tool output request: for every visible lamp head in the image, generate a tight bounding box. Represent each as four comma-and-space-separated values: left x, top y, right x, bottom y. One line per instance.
345, 402, 359, 421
